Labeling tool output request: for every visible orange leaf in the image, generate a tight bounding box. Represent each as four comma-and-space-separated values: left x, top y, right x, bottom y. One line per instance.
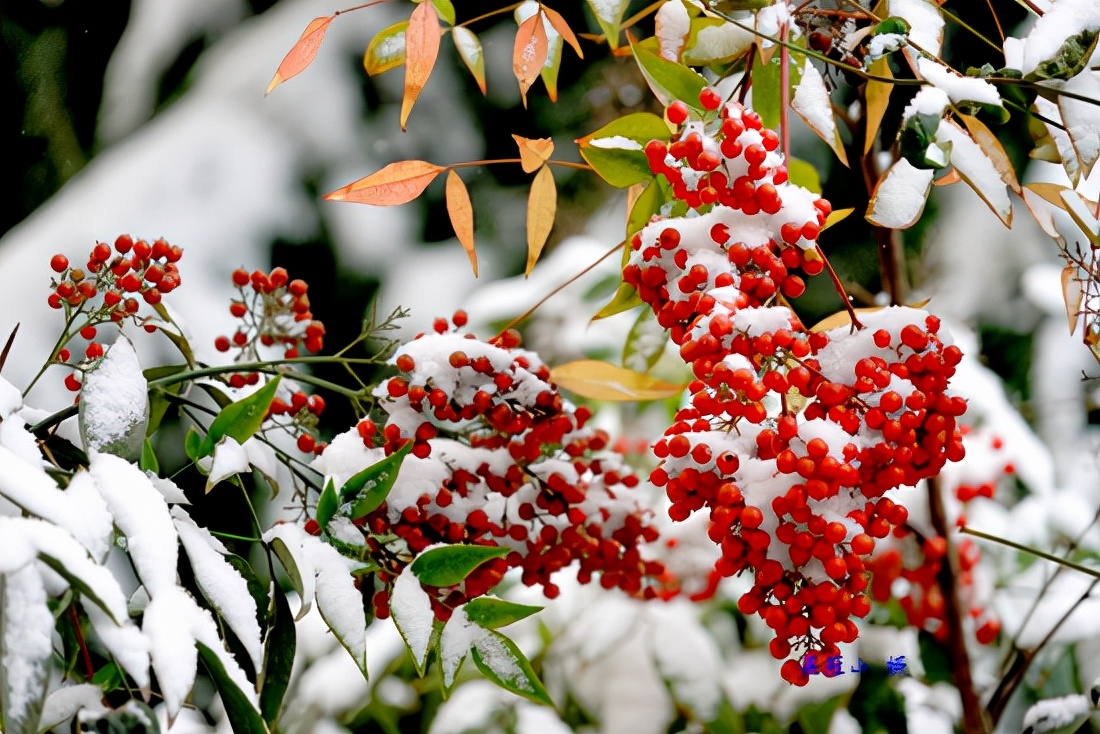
525, 165, 557, 276
445, 170, 477, 277
540, 5, 583, 58
513, 12, 549, 107
266, 15, 334, 95
1062, 265, 1083, 334
400, 2, 442, 131
512, 135, 555, 173
550, 360, 684, 401
323, 160, 445, 205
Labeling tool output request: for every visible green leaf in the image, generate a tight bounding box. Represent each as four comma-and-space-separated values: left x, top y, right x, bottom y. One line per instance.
627, 177, 670, 238
683, 16, 755, 66
196, 642, 267, 734
751, 47, 803, 131
577, 112, 670, 188
185, 427, 203, 462
92, 661, 131, 693
787, 157, 822, 194
471, 629, 553, 706
707, 0, 777, 10
585, 0, 629, 49
316, 479, 338, 530
1026, 28, 1099, 82
621, 307, 666, 373
541, 36, 564, 101
898, 112, 947, 170
259, 588, 296, 725
422, 0, 455, 25
199, 376, 281, 458
452, 27, 486, 94
345, 443, 413, 518
364, 21, 408, 76
268, 537, 308, 618
592, 281, 643, 320
140, 438, 159, 474
795, 694, 843, 734
872, 16, 910, 36
631, 41, 707, 111
463, 597, 542, 629
410, 545, 510, 588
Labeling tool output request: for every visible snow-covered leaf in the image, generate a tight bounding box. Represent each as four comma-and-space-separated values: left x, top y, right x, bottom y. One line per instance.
196, 642, 267, 734
935, 119, 1012, 226
173, 508, 262, 672
345, 442, 412, 519
1060, 188, 1100, 248
470, 629, 553, 706
655, 0, 690, 61
1027, 28, 1098, 81
39, 684, 109, 732
917, 58, 1002, 108
83, 602, 150, 689
865, 158, 935, 229
791, 59, 848, 166
199, 376, 281, 458
89, 453, 177, 598
1035, 97, 1081, 185
391, 564, 435, 675
79, 335, 149, 462
264, 524, 314, 620
1022, 694, 1091, 734
0, 566, 52, 734
888, 0, 942, 58
410, 544, 511, 588
577, 112, 671, 188
682, 17, 754, 66
206, 436, 251, 491
513, 10, 549, 106
439, 606, 483, 693
1058, 70, 1100, 179
585, 0, 630, 49
551, 359, 685, 401
363, 21, 407, 76
451, 27, 486, 94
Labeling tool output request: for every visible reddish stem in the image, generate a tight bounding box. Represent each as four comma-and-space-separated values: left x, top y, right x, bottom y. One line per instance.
815, 246, 863, 329
68, 605, 95, 680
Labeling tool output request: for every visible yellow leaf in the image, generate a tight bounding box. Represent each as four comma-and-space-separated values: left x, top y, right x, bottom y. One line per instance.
959, 113, 1020, 194
445, 171, 477, 277
864, 57, 892, 155
400, 2, 442, 131
550, 360, 684, 401
513, 11, 549, 106
822, 207, 853, 231
363, 21, 408, 76
266, 15, 334, 95
593, 281, 643, 320
525, 165, 557, 276
809, 299, 931, 333
323, 160, 445, 205
513, 135, 555, 173
1062, 265, 1083, 335
1023, 182, 1098, 212
933, 168, 961, 186
452, 27, 486, 94
541, 5, 583, 58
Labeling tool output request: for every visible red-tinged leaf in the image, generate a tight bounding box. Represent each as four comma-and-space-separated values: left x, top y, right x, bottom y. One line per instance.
541, 5, 583, 58
266, 15, 334, 95
513, 12, 549, 107
445, 171, 477, 277
513, 135, 555, 173
550, 360, 684, 401
324, 160, 445, 206
525, 165, 556, 276
452, 27, 486, 94
1062, 265, 1083, 334
400, 2, 442, 131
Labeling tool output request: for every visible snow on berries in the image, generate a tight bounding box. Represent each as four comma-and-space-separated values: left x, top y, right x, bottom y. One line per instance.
630, 93, 970, 685
315, 313, 670, 622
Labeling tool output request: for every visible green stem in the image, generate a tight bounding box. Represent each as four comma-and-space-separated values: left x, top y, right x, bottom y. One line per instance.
209, 530, 263, 543
960, 526, 1100, 580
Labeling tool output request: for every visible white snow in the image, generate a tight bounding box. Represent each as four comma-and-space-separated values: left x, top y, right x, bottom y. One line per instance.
586, 135, 644, 151
0, 565, 53, 734
173, 508, 263, 671
206, 436, 251, 488
439, 606, 487, 688
1022, 694, 1091, 732
935, 119, 1012, 225
655, 0, 690, 61
79, 335, 149, 461
587, 0, 629, 24
866, 158, 935, 228
39, 684, 110, 732
0, 376, 22, 419
83, 601, 151, 688
792, 60, 841, 151
89, 452, 179, 597
1013, 0, 1100, 76
917, 58, 1002, 107
1059, 70, 1100, 178
901, 87, 949, 122
889, 0, 944, 57
391, 563, 435, 671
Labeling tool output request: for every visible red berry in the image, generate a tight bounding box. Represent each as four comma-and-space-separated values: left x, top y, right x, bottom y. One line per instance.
666, 101, 690, 125
50, 254, 69, 273
698, 87, 722, 111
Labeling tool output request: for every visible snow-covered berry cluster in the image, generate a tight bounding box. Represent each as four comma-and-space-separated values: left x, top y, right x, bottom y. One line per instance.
353, 313, 669, 621
627, 91, 969, 685
47, 235, 183, 393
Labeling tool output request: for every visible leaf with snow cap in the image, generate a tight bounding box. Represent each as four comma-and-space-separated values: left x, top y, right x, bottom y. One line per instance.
363, 21, 408, 76
199, 376, 281, 458
682, 16, 754, 66
79, 335, 148, 462
39, 684, 109, 732
791, 59, 848, 166
586, 0, 630, 49
345, 442, 412, 518
866, 158, 935, 229
0, 565, 52, 734
471, 629, 553, 706
312, 540, 370, 677
577, 112, 671, 188
197, 642, 267, 734
1058, 70, 1100, 179
935, 119, 1012, 226
452, 27, 486, 94
173, 508, 263, 672
513, 11, 549, 106
264, 524, 314, 620
1022, 694, 1091, 734
1027, 29, 1099, 82
391, 563, 435, 675
82, 602, 150, 689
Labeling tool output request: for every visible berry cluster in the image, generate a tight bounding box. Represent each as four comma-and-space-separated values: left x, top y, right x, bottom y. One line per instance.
48, 236, 184, 392
214, 267, 325, 360
626, 91, 968, 685
336, 312, 669, 621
